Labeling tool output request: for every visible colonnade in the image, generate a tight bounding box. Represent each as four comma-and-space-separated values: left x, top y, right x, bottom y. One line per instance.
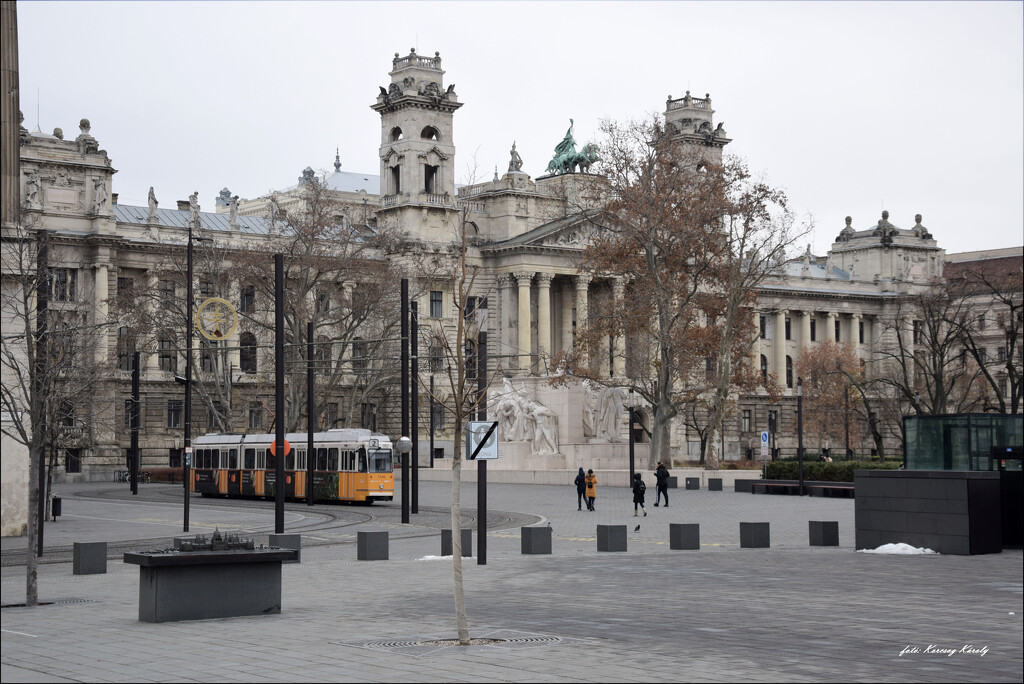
755, 307, 870, 391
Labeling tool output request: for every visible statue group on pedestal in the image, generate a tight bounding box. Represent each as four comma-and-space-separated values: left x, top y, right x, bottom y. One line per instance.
582, 381, 627, 443
494, 378, 560, 456
545, 119, 600, 175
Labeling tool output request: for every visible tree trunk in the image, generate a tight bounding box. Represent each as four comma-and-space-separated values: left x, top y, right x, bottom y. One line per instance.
450, 422, 469, 645
26, 444, 40, 606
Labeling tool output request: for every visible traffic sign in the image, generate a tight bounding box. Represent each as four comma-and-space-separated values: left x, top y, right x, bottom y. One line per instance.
760, 431, 770, 457
466, 421, 499, 460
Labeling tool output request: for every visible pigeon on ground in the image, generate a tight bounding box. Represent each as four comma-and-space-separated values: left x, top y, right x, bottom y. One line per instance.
634, 524, 640, 533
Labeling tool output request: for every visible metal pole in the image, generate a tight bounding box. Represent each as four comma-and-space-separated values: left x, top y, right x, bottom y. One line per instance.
274, 253, 285, 533
400, 279, 409, 524
628, 404, 636, 484
131, 351, 140, 496
35, 230, 49, 557
797, 377, 804, 496
477, 324, 488, 566
411, 301, 418, 514
844, 389, 850, 460
307, 320, 314, 506
429, 374, 435, 468
183, 224, 193, 532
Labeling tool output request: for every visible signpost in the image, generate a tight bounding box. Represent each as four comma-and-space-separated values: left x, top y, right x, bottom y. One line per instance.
760, 430, 770, 476
466, 421, 499, 460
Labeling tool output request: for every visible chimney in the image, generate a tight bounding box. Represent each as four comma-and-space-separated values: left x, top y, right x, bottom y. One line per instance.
177, 200, 190, 211
111, 193, 118, 205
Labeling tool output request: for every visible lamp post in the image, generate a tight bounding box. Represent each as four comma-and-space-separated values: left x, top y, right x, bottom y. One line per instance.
797, 376, 804, 496
395, 436, 412, 517
627, 389, 636, 485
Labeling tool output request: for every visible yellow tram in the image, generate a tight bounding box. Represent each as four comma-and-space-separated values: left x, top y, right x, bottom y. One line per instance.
190, 429, 394, 504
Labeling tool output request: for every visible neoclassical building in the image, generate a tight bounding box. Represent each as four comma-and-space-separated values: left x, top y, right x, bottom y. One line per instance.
5, 47, 1021, 503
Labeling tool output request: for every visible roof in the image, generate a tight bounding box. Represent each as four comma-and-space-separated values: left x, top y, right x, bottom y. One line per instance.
113, 204, 270, 235
278, 170, 380, 195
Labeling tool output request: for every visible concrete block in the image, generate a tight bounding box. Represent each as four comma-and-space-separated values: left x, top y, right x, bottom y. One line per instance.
357, 531, 389, 561
597, 524, 627, 552
666, 476, 678, 489
669, 523, 700, 550
809, 520, 839, 546
73, 542, 107, 575
521, 526, 552, 555
740, 522, 770, 548
708, 478, 723, 491
269, 533, 301, 563
441, 528, 473, 557
734, 479, 753, 493
685, 477, 700, 490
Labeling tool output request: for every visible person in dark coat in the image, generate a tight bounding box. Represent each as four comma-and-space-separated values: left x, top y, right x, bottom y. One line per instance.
654, 461, 670, 507
573, 467, 586, 511
632, 472, 647, 517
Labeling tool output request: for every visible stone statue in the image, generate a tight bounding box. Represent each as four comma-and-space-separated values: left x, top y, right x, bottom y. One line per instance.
92, 177, 108, 213
531, 400, 559, 456
510, 393, 536, 443
52, 127, 64, 140
801, 245, 811, 276
24, 170, 41, 208
147, 187, 158, 221
268, 191, 280, 229
229, 195, 239, 230
546, 119, 579, 175
554, 119, 575, 158
581, 380, 597, 439
189, 191, 201, 231
825, 253, 834, 278
508, 141, 523, 173
596, 386, 627, 443
496, 377, 527, 441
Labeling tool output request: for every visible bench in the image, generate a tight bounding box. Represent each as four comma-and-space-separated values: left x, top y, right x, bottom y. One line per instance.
750, 481, 801, 495
807, 484, 855, 498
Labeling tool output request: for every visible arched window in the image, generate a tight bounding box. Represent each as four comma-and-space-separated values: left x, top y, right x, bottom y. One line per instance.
240, 332, 257, 373
420, 126, 440, 141
760, 354, 768, 383
389, 127, 403, 142
785, 355, 793, 388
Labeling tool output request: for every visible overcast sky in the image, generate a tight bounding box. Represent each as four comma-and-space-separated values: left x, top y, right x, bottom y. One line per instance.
16, 1, 1023, 256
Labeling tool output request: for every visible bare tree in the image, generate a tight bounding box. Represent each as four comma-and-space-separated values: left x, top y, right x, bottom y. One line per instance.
795, 340, 865, 453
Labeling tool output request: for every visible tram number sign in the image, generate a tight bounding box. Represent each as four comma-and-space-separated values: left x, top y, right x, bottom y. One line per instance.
760, 431, 770, 458
466, 421, 499, 460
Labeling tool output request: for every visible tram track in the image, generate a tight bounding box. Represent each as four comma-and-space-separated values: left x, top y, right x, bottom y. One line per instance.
2, 484, 537, 567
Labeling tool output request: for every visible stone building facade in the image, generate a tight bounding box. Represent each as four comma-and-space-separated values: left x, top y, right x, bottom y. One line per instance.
4, 47, 1021, 502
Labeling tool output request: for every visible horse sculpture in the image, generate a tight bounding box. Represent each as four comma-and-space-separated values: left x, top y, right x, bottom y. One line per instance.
544, 143, 600, 175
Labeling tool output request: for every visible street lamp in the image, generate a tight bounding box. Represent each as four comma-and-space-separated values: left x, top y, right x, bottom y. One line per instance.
627, 388, 636, 485
395, 435, 412, 523
796, 376, 804, 496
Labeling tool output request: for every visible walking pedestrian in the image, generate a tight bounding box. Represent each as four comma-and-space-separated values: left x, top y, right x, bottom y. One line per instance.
654, 461, 670, 507
585, 469, 598, 511
632, 472, 647, 517
574, 467, 586, 511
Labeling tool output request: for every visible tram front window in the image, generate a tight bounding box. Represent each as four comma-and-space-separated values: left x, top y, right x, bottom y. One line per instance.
369, 449, 393, 473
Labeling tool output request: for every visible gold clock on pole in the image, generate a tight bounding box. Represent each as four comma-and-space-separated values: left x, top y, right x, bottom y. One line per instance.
196, 297, 238, 341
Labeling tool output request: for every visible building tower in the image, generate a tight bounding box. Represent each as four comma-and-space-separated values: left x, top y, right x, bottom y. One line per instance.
663, 90, 731, 165
371, 49, 462, 241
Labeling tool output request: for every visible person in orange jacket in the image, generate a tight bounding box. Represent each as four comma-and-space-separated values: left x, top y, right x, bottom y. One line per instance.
585, 469, 598, 511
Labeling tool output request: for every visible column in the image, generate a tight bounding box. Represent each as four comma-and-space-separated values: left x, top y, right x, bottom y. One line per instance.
514, 270, 533, 372
749, 309, 760, 371
560, 281, 575, 354
497, 274, 512, 370
801, 311, 812, 351
611, 276, 625, 378
574, 274, 591, 367
536, 272, 553, 367
94, 264, 109, 363
144, 271, 159, 370
851, 313, 863, 355
774, 309, 787, 388
827, 311, 838, 343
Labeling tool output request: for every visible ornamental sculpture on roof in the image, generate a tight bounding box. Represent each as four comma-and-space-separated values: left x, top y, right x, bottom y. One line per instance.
545, 119, 600, 175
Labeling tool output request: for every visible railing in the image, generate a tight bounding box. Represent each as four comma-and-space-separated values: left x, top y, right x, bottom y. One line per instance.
393, 52, 441, 70
667, 93, 711, 111
458, 200, 486, 213
380, 194, 398, 207
422, 193, 450, 206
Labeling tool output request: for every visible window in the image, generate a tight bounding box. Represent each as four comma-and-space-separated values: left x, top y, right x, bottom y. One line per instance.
768, 410, 778, 434
810, 319, 816, 342
124, 399, 133, 430
742, 409, 751, 433
361, 403, 377, 430
169, 448, 182, 468
784, 317, 791, 341
64, 449, 81, 474
325, 402, 339, 429
167, 400, 182, 429
352, 338, 368, 372
200, 280, 215, 298
760, 355, 768, 383
978, 348, 987, 364
248, 403, 263, 430
431, 402, 444, 430
705, 357, 714, 380
118, 327, 136, 371
913, 320, 922, 345
433, 447, 446, 460
240, 332, 257, 373
117, 276, 134, 295
200, 338, 216, 372
390, 165, 401, 194
835, 319, 841, 341
240, 285, 254, 314
424, 164, 439, 194
759, 316, 766, 339
430, 290, 443, 318
420, 126, 439, 141
159, 337, 176, 372
997, 346, 1006, 363
785, 356, 793, 388
207, 402, 222, 430
316, 291, 330, 313
859, 321, 864, 344
978, 315, 986, 330
52, 268, 77, 302
159, 279, 175, 309
430, 345, 444, 372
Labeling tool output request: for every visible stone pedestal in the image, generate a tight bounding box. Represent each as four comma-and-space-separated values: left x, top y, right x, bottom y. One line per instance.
809, 521, 839, 547
269, 533, 301, 563
669, 523, 700, 550
521, 526, 552, 554
441, 528, 473, 557
740, 522, 770, 548
357, 531, 389, 560
73, 542, 107, 575
597, 524, 627, 552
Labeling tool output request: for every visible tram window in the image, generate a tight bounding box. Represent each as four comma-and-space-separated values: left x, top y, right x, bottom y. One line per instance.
369, 449, 393, 473
341, 450, 354, 472
327, 448, 339, 471
228, 449, 238, 469
296, 450, 306, 471
267, 452, 276, 470
316, 448, 328, 470
358, 448, 367, 473
211, 449, 220, 469
285, 452, 295, 470
256, 449, 266, 470
244, 449, 255, 469
198, 449, 208, 469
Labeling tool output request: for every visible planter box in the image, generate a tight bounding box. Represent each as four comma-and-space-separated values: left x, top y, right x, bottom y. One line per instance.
357, 531, 389, 561
685, 477, 700, 490
740, 522, 770, 548
669, 523, 700, 550
521, 526, 552, 555
708, 478, 723, 491
809, 520, 839, 546
597, 524, 627, 552
73, 542, 107, 575
441, 528, 473, 557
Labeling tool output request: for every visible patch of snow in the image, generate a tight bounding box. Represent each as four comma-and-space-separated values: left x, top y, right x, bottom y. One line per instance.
858, 542, 937, 555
